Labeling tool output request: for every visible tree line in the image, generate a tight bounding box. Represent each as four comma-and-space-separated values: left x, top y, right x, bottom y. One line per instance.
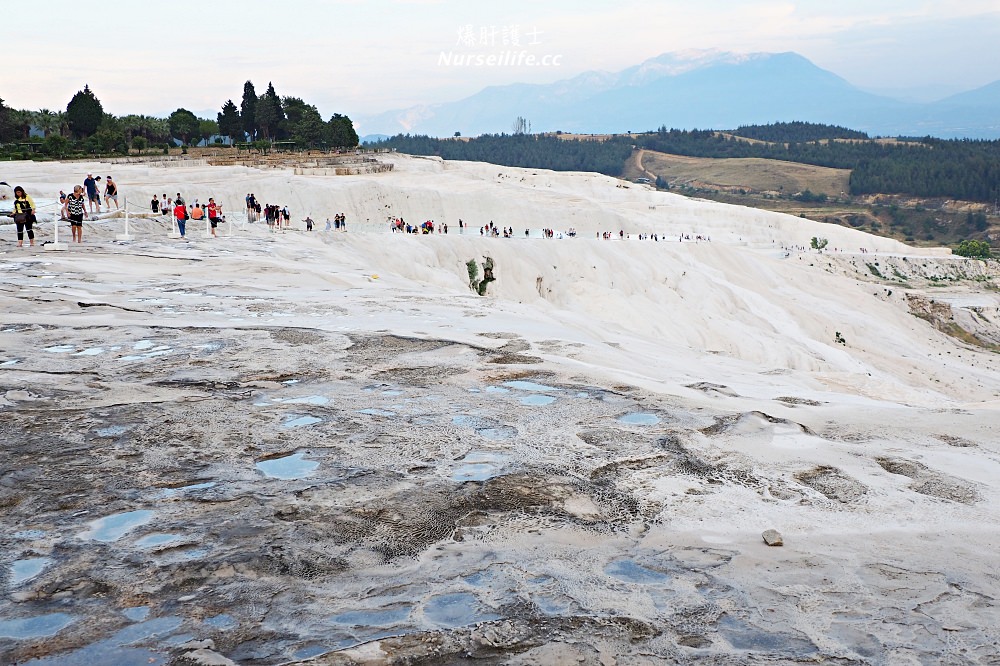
632, 127, 1000, 204
217, 81, 357, 149
730, 121, 869, 142
0, 81, 358, 159
374, 122, 1000, 204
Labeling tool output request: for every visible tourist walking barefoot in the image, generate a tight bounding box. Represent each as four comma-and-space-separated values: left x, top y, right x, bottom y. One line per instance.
83, 174, 99, 217
67, 185, 87, 243
104, 176, 119, 211
174, 200, 188, 238
207, 198, 221, 237
11, 186, 36, 247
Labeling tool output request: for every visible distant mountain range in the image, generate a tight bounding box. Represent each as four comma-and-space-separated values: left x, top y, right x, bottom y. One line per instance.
358, 50, 1000, 140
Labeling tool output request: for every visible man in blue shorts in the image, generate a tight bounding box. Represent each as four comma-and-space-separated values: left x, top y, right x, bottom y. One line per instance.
83, 174, 99, 217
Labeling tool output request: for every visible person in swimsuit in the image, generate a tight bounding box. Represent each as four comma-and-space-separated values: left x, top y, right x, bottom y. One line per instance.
104, 176, 119, 210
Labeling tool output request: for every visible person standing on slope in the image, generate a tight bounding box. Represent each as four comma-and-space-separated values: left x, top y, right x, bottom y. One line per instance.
11, 186, 36, 247
83, 174, 99, 217
174, 200, 188, 238
67, 185, 87, 243
104, 176, 120, 211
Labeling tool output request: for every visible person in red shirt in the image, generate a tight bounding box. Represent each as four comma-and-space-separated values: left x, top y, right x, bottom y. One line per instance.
174, 202, 187, 238
207, 198, 221, 238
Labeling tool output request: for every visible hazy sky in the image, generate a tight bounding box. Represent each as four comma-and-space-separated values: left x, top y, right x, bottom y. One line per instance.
7, 0, 1000, 124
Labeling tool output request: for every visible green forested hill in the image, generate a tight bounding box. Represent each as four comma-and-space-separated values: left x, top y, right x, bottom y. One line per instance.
376, 125, 1000, 205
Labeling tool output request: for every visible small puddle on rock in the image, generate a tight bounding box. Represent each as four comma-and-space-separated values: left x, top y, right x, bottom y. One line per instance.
605, 559, 670, 584
282, 415, 323, 428
0, 613, 75, 640
477, 426, 517, 440
160, 481, 216, 497
119, 347, 173, 363
358, 408, 396, 417
82, 510, 155, 542
294, 645, 330, 660
10, 557, 53, 586
175, 548, 208, 561
123, 607, 150, 622
256, 452, 319, 479
44, 345, 76, 354
29, 616, 183, 665
75, 347, 106, 356
504, 380, 560, 392
453, 451, 508, 482
718, 614, 818, 655
331, 607, 412, 627
618, 412, 660, 426
532, 594, 577, 615
521, 394, 556, 406
135, 534, 184, 550
280, 395, 329, 405
452, 415, 518, 440
421, 592, 500, 629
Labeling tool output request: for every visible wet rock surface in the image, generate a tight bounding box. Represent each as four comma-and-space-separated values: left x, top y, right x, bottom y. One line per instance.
1, 241, 998, 665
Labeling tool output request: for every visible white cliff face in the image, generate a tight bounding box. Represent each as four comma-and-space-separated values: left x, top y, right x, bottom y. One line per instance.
1, 155, 998, 664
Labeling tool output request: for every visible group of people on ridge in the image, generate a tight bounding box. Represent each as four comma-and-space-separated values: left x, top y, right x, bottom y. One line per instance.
154, 194, 225, 238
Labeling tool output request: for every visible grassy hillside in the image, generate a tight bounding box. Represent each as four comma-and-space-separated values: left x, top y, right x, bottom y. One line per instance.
629, 149, 995, 247
629, 149, 851, 196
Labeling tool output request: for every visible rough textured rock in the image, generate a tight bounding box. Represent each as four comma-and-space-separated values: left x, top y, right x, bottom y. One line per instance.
762, 529, 784, 546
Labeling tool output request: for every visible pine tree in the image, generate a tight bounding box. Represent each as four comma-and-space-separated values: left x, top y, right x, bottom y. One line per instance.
218, 100, 241, 142
255, 82, 284, 140
240, 81, 257, 139
66, 85, 105, 138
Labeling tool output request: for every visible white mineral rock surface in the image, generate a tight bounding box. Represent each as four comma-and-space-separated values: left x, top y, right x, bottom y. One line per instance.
1, 155, 998, 664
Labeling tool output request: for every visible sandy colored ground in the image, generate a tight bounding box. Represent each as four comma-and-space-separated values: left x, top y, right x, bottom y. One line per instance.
1, 155, 998, 665
633, 149, 852, 197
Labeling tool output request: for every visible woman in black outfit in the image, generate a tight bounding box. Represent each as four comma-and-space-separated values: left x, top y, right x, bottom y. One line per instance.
11, 185, 36, 247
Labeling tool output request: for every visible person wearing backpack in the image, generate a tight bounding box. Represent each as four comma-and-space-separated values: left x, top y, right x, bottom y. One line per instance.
11, 186, 36, 247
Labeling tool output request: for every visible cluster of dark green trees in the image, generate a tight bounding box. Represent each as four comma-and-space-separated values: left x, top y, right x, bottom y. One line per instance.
0, 81, 358, 159
216, 81, 358, 148
373, 133, 633, 176
0, 86, 169, 157
732, 121, 868, 142
376, 122, 1000, 205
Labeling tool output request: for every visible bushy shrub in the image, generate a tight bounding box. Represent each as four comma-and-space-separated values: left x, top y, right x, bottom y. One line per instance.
954, 239, 993, 259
